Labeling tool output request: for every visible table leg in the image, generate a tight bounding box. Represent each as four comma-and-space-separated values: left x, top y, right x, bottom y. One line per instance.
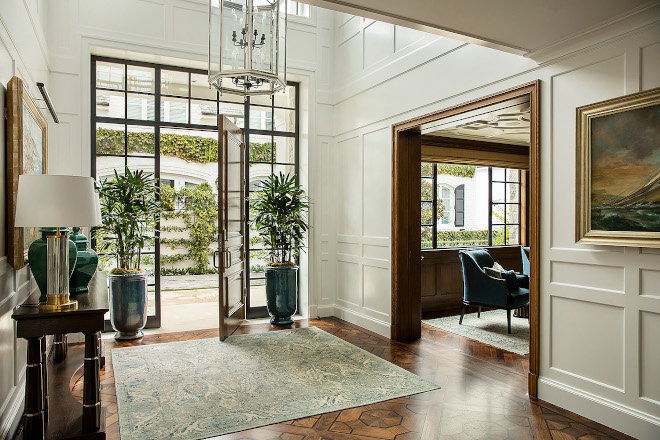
40, 337, 48, 422
98, 333, 105, 369
53, 333, 68, 362
82, 331, 101, 433
24, 337, 44, 440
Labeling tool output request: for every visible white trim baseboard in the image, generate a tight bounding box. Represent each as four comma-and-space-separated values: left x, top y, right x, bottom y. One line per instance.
316, 304, 390, 337
0, 380, 25, 440
538, 377, 660, 440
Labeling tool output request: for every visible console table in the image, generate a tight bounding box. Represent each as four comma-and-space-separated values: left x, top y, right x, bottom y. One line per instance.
12, 272, 108, 439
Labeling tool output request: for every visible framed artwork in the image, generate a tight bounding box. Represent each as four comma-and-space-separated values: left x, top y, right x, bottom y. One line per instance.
576, 87, 660, 248
6, 76, 48, 269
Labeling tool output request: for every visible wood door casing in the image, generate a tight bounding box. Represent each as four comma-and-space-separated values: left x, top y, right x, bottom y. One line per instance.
391, 81, 541, 397
218, 116, 246, 341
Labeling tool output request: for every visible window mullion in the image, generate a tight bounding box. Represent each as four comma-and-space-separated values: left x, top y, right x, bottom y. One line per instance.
488, 167, 493, 247
432, 164, 437, 249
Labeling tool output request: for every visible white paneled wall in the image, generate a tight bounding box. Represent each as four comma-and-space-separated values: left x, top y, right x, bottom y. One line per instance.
44, 0, 335, 324
0, 1, 51, 438
322, 10, 660, 439
2, 0, 660, 438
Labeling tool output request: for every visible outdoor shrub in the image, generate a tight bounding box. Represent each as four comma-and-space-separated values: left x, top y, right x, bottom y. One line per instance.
437, 230, 488, 247
160, 183, 218, 273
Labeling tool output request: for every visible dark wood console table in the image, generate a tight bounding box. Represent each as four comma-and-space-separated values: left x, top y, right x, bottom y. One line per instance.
12, 272, 108, 439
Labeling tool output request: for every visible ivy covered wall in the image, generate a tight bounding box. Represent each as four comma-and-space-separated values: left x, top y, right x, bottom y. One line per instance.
96, 128, 274, 164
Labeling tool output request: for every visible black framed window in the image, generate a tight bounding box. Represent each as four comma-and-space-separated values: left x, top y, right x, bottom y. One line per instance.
489, 168, 522, 246
245, 84, 299, 319
421, 162, 523, 249
92, 55, 299, 323
93, 58, 162, 329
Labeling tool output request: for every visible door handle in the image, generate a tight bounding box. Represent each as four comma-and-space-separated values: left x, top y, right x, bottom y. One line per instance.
224, 249, 232, 269
213, 250, 220, 269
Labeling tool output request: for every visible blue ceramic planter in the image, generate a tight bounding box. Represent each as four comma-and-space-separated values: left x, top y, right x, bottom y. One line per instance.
265, 265, 298, 325
108, 272, 148, 340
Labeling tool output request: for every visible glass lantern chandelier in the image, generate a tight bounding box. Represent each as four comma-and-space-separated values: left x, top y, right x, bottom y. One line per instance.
209, 0, 287, 96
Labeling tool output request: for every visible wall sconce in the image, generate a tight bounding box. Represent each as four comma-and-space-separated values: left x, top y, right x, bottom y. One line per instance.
36, 82, 59, 123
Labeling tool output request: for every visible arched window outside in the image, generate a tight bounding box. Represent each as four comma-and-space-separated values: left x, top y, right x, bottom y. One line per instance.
438, 184, 453, 226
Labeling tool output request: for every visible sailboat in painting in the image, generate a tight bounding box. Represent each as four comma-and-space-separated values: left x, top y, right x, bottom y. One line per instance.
588, 101, 660, 233
611, 170, 660, 206
591, 166, 660, 233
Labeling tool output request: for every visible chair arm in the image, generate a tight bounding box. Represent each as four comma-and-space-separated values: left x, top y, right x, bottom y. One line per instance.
460, 253, 509, 306
516, 273, 529, 289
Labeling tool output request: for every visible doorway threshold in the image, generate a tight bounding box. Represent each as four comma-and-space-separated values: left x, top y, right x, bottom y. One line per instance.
102, 309, 307, 339
244, 315, 306, 325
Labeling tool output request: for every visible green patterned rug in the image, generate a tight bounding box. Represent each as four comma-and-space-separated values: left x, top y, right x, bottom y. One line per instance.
112, 327, 439, 440
423, 310, 529, 355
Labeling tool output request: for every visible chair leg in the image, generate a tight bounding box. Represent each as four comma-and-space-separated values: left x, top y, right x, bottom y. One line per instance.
477, 306, 481, 318
507, 308, 512, 334
459, 304, 466, 325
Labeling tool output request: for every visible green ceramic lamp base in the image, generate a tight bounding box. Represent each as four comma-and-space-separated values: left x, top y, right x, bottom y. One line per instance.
27, 228, 77, 303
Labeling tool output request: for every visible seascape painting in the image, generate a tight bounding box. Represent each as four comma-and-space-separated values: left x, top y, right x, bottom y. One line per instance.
590, 103, 660, 233
22, 102, 46, 250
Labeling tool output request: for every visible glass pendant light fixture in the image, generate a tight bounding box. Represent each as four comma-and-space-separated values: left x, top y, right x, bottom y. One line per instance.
209, 0, 287, 96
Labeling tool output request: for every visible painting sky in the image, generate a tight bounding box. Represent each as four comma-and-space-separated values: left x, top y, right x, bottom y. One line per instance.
590, 103, 660, 205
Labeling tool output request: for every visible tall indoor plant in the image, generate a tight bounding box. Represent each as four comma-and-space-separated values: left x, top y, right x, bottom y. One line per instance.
251, 173, 309, 324
96, 167, 160, 339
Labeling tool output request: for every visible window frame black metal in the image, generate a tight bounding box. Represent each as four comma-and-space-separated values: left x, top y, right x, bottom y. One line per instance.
91, 55, 299, 326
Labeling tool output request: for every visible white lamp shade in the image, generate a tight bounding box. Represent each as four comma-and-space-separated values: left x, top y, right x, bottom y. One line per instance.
15, 175, 102, 227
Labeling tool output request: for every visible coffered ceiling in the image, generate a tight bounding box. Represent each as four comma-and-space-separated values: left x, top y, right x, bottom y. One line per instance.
421, 97, 531, 146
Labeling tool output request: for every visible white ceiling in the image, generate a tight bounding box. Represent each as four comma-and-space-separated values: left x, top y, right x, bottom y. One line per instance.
304, 0, 660, 60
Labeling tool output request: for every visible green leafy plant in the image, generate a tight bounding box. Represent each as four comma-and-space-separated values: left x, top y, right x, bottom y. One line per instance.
251, 173, 310, 265
437, 164, 476, 178
95, 167, 161, 273
160, 183, 218, 273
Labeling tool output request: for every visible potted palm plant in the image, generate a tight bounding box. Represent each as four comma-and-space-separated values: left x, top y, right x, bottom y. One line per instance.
95, 167, 160, 340
251, 173, 309, 325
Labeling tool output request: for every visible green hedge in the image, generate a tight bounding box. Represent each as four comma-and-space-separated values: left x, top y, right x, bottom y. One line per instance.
438, 230, 488, 247
421, 162, 477, 178
422, 229, 489, 248
437, 164, 476, 178
97, 128, 274, 164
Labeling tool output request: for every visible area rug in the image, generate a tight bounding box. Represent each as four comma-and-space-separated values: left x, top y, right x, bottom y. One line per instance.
423, 310, 529, 355
112, 326, 439, 440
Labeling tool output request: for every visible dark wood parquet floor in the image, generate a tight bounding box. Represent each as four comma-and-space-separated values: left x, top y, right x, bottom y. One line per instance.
66, 317, 633, 440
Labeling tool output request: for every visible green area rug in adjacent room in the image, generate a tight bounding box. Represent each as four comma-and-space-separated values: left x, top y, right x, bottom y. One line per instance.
423, 309, 529, 355
112, 326, 439, 440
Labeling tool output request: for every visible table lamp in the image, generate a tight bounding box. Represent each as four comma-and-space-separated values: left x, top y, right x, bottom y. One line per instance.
15, 175, 102, 311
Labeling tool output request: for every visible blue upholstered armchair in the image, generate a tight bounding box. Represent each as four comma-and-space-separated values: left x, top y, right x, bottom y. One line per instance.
458, 249, 530, 333
521, 246, 530, 276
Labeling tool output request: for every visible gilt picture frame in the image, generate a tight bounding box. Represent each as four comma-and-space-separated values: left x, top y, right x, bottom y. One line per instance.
6, 76, 48, 269
576, 87, 660, 248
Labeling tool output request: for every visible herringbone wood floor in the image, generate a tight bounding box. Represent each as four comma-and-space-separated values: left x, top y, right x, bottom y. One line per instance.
67, 318, 632, 440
